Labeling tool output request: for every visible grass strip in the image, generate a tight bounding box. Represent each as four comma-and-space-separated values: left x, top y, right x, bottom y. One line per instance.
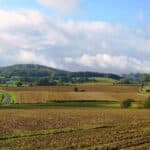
141, 127, 150, 133
0, 124, 112, 141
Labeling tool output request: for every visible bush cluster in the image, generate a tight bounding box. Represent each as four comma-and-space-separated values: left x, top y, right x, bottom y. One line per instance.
121, 99, 134, 108
144, 96, 150, 108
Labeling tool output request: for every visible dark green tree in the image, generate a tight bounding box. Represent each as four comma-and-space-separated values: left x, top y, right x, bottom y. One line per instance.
16, 81, 22, 87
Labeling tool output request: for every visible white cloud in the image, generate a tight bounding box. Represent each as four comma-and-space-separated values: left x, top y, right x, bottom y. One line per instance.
0, 9, 44, 31
65, 54, 150, 73
0, 9, 64, 68
79, 55, 95, 67
38, 0, 80, 13
0, 9, 149, 73
17, 50, 57, 67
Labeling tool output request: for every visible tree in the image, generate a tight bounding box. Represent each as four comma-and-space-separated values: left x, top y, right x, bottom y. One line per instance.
140, 83, 144, 92
74, 87, 79, 92
144, 96, 150, 108
29, 83, 33, 87
37, 78, 50, 86
0, 93, 5, 104
16, 81, 22, 87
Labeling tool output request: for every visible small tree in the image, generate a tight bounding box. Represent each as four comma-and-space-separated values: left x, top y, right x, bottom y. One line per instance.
29, 83, 33, 87
140, 83, 144, 92
16, 81, 22, 87
121, 99, 134, 108
74, 87, 79, 92
144, 96, 150, 108
37, 78, 49, 86
0, 94, 5, 104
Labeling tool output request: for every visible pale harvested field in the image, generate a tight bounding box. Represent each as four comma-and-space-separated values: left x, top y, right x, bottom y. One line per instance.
15, 91, 147, 103
3, 84, 139, 92
2, 85, 148, 103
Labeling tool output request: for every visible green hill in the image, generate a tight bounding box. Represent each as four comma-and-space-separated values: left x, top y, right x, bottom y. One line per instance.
0, 64, 68, 78
0, 64, 121, 86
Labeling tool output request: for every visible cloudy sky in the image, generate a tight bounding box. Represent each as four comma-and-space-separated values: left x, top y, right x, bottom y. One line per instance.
0, 0, 149, 73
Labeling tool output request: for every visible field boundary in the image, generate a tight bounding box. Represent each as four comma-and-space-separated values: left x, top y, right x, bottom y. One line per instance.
0, 101, 120, 109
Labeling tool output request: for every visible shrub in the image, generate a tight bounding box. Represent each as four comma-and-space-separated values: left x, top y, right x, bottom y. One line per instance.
146, 89, 150, 92
144, 96, 150, 108
16, 81, 22, 87
121, 99, 134, 108
0, 94, 5, 104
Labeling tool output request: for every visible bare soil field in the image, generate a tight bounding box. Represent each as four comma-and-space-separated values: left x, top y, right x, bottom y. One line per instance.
0, 108, 150, 149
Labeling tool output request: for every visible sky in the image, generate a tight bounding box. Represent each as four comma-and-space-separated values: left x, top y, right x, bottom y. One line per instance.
0, 0, 149, 74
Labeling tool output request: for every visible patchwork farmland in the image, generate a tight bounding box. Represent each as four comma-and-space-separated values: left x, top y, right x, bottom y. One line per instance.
2, 85, 147, 103
0, 83, 150, 149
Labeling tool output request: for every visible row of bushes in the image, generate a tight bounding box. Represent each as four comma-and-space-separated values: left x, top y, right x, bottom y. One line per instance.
121, 96, 150, 108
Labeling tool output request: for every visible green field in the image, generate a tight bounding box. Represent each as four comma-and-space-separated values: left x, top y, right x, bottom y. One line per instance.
90, 77, 117, 83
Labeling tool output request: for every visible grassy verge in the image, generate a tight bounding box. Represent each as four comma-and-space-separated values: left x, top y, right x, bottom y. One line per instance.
0, 100, 145, 109
0, 100, 120, 109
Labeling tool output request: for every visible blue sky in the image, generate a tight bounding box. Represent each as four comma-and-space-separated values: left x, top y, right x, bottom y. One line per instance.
0, 0, 149, 24
0, 0, 149, 73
